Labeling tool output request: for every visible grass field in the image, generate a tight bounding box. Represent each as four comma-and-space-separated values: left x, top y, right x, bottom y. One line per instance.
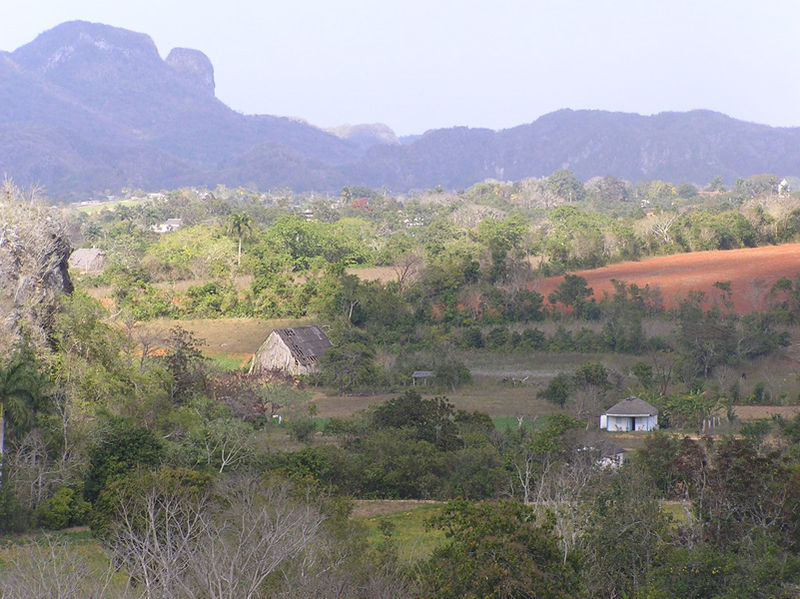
733, 405, 800, 420
347, 265, 399, 283
136, 316, 310, 356
357, 502, 444, 563
312, 384, 564, 421
127, 316, 800, 424
69, 198, 143, 214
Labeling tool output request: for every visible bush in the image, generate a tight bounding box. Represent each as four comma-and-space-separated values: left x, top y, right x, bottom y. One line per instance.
85, 418, 164, 503
485, 326, 510, 350
289, 418, 317, 443
0, 487, 32, 533
520, 328, 546, 350
460, 327, 483, 349
315, 341, 382, 393
747, 381, 775, 405
38, 487, 91, 530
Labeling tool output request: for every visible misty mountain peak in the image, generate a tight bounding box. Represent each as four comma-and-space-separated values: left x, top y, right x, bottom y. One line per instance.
327, 123, 399, 150
12, 20, 161, 75
166, 48, 215, 95
3, 21, 800, 199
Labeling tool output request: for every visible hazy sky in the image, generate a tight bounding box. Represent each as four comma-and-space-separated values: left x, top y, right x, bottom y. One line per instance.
3, 0, 800, 135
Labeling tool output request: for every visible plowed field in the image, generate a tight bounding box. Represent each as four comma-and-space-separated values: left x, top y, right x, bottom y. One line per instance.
535, 243, 800, 313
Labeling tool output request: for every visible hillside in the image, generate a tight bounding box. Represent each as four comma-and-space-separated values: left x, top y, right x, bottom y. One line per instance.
0, 21, 357, 196
351, 109, 800, 190
3, 21, 800, 198
536, 243, 800, 313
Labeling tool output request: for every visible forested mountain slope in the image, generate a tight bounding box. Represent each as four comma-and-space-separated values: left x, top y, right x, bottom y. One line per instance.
3, 21, 800, 198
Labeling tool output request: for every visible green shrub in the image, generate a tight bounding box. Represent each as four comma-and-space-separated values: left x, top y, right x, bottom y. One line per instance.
460, 327, 483, 349
289, 418, 317, 443
38, 487, 91, 530
485, 326, 509, 350
85, 417, 164, 503
520, 328, 546, 350
0, 487, 32, 533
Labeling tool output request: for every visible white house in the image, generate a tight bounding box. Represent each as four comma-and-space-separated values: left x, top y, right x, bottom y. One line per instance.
152, 218, 184, 234
600, 397, 658, 432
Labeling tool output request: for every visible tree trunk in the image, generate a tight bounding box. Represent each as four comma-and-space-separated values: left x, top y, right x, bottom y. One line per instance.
0, 408, 5, 487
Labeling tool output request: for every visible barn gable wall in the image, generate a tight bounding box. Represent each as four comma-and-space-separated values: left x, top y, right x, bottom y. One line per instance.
250, 332, 313, 376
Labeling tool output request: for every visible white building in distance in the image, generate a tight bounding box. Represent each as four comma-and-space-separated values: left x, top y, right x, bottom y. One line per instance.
600, 397, 659, 432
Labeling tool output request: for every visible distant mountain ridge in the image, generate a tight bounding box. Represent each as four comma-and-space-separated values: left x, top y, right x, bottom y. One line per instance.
351, 109, 800, 190
2, 21, 800, 198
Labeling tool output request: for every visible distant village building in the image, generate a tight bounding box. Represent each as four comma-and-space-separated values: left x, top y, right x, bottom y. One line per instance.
600, 397, 659, 432
579, 441, 626, 468
68, 248, 106, 274
152, 218, 184, 233
595, 441, 626, 468
249, 326, 333, 376
412, 370, 435, 385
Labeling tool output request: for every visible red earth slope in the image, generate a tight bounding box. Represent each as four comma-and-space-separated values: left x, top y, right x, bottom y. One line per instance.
535, 243, 800, 314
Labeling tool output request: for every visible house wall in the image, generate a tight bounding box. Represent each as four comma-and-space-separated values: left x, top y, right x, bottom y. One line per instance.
636, 415, 658, 431
251, 333, 310, 376
603, 414, 658, 431
605, 416, 630, 431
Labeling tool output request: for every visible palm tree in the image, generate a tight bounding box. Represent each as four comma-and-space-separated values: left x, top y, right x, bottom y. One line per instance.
228, 212, 253, 267
0, 347, 40, 485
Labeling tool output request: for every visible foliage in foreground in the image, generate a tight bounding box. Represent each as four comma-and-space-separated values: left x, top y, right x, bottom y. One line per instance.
417, 499, 581, 599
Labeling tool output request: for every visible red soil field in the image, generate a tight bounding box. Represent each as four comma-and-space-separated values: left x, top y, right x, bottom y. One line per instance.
535, 243, 800, 314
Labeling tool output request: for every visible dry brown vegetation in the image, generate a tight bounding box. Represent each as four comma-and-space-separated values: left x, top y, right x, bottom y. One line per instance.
733, 405, 800, 420
350, 499, 441, 519
131, 317, 311, 356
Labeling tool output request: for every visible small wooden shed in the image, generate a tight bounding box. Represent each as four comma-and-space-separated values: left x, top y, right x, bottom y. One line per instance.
412, 370, 434, 385
249, 326, 332, 376
600, 397, 659, 432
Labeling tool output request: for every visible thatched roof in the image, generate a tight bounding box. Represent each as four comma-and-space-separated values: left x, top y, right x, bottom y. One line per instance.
604, 397, 658, 417
68, 248, 106, 272
272, 326, 332, 366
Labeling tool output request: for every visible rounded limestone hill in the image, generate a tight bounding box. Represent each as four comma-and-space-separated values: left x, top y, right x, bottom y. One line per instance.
536, 242, 800, 314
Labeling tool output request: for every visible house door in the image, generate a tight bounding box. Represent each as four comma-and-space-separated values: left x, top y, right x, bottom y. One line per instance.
629, 417, 636, 431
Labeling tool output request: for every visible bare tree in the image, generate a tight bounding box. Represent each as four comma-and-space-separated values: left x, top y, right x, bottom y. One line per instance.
507, 442, 539, 505
6, 430, 82, 511
105, 474, 326, 599
109, 482, 211, 599
744, 278, 769, 314
193, 418, 254, 473
543, 448, 605, 565
0, 535, 132, 599
391, 250, 422, 293
190, 479, 325, 599
648, 348, 677, 397
123, 320, 167, 370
